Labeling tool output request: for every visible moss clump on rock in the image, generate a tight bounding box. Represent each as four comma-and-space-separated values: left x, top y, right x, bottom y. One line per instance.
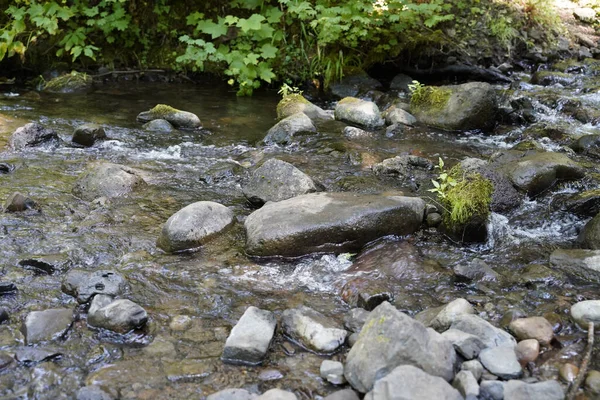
276, 94, 310, 119
43, 71, 92, 93
410, 85, 452, 112
148, 104, 179, 117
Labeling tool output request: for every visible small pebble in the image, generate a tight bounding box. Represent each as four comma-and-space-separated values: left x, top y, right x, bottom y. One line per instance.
515, 339, 540, 365
258, 369, 284, 381
169, 315, 192, 331
559, 363, 578, 383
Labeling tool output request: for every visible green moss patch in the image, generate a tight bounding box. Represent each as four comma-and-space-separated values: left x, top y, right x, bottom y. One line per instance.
442, 167, 493, 227
44, 71, 92, 93
410, 86, 452, 112
276, 94, 310, 119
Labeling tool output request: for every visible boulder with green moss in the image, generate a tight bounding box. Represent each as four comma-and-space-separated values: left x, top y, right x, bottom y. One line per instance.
43, 71, 92, 93
579, 212, 600, 250
530, 71, 578, 87
263, 112, 317, 145
276, 94, 331, 121
136, 104, 201, 129
334, 97, 384, 129
410, 82, 498, 132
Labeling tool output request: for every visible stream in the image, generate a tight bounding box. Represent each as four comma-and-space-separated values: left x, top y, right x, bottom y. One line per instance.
0, 70, 599, 399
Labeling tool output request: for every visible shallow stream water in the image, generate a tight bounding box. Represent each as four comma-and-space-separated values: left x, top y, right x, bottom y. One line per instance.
0, 76, 599, 399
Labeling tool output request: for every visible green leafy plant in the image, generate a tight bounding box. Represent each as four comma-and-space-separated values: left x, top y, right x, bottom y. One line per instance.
428, 157, 458, 199
278, 83, 303, 97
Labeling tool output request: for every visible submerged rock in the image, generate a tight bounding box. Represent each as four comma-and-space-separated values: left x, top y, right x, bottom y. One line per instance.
87, 295, 148, 333
136, 104, 201, 129
242, 158, 318, 206
549, 249, 600, 283
281, 306, 347, 354
3, 192, 38, 212
363, 365, 463, 400
62, 270, 127, 303
156, 201, 234, 253
410, 82, 498, 131
372, 155, 433, 183
72, 162, 147, 201
76, 385, 114, 400
345, 302, 456, 393
44, 71, 92, 93
72, 123, 107, 147
142, 118, 174, 132
9, 123, 61, 150
276, 94, 330, 121
244, 192, 425, 257
22, 309, 73, 344
263, 112, 317, 145
334, 97, 384, 129
454, 259, 499, 283
222, 306, 276, 365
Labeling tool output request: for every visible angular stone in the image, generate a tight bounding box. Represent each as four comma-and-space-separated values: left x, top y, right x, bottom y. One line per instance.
363, 365, 463, 400
385, 107, 416, 126
450, 314, 516, 349
428, 298, 476, 331
335, 97, 384, 129
222, 306, 276, 365
10, 123, 61, 150
263, 112, 316, 145
15, 347, 62, 364
136, 104, 201, 129
72, 124, 106, 147
480, 380, 505, 400
244, 192, 425, 257
503, 380, 564, 400
22, 309, 73, 344
343, 308, 370, 333
345, 302, 456, 393
281, 306, 347, 354
87, 295, 148, 333
571, 300, 600, 329
242, 159, 317, 206
441, 329, 486, 359
454, 259, 499, 283
550, 249, 600, 284
62, 270, 127, 304
462, 360, 484, 381
157, 201, 234, 253
343, 126, 373, 139
508, 317, 554, 345
579, 212, 600, 250
320, 360, 346, 385
277, 94, 331, 121
3, 192, 37, 212
73, 162, 146, 201
452, 370, 479, 400
479, 346, 522, 380
323, 389, 360, 400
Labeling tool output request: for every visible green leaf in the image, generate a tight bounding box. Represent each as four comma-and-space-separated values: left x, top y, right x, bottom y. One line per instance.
258, 63, 276, 83
224, 15, 239, 25
265, 7, 284, 23
196, 20, 228, 39
260, 43, 278, 59
186, 11, 204, 25
71, 45, 82, 61
237, 14, 265, 32
432, 180, 440, 189
244, 53, 260, 65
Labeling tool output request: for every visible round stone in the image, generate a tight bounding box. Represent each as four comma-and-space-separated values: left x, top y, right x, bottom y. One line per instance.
169, 315, 192, 331
515, 339, 540, 366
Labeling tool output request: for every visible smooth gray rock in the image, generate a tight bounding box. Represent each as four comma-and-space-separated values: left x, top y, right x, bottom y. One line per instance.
76, 385, 114, 400
450, 314, 517, 349
571, 300, 600, 329
321, 360, 346, 385
579, 212, 600, 250
452, 370, 479, 400
479, 346, 522, 380
256, 389, 296, 400
136, 104, 201, 129
344, 308, 370, 333
503, 380, 564, 400
363, 365, 463, 400
72, 124, 106, 147
244, 192, 425, 257
143, 119, 173, 132
335, 97, 384, 128
222, 306, 276, 365
242, 159, 317, 206
462, 360, 484, 381
411, 82, 498, 131
323, 389, 360, 400
263, 112, 316, 145
281, 306, 347, 354
276, 94, 331, 121
14, 347, 62, 364
480, 380, 505, 400
344, 126, 373, 139
441, 329, 486, 360
206, 389, 257, 400
87, 295, 148, 333
427, 298, 476, 331
550, 249, 600, 283
72, 162, 147, 201
385, 107, 416, 126
157, 201, 234, 253
345, 302, 456, 393
508, 317, 553, 345
454, 259, 499, 283
62, 270, 127, 304
22, 309, 73, 344
10, 123, 61, 150
372, 155, 433, 182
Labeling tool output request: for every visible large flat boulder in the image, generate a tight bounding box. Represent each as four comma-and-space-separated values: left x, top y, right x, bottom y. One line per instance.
244, 193, 425, 257
136, 104, 201, 129
72, 162, 147, 201
334, 98, 384, 129
550, 249, 600, 283
10, 123, 61, 150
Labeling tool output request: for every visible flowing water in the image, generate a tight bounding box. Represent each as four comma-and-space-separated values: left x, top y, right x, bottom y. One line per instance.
0, 75, 599, 399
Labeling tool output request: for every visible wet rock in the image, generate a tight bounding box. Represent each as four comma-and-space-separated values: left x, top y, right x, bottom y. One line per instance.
244, 192, 425, 257
340, 277, 393, 311
522, 121, 571, 143
452, 370, 479, 400
441, 329, 486, 359
323, 389, 360, 400
18, 255, 70, 275
0, 162, 15, 174
345, 302, 456, 393
450, 314, 516, 349
479, 346, 522, 380
531, 71, 577, 86
427, 212, 442, 227
508, 317, 553, 345
559, 363, 578, 383
3, 192, 38, 212
385, 123, 404, 136
571, 134, 600, 158
14, 347, 62, 364
276, 94, 330, 121
263, 112, 316, 145
462, 360, 484, 381
163, 359, 215, 383
334, 97, 384, 129
136, 104, 201, 129
43, 71, 92, 93
586, 370, 600, 394
22, 308, 73, 344
418, 298, 475, 331
384, 107, 416, 126
343, 126, 373, 139
10, 123, 61, 150
500, 152, 584, 196
257, 389, 297, 400
222, 306, 276, 365
242, 159, 318, 206
499, 309, 527, 329
0, 308, 8, 324
282, 306, 347, 354
347, 332, 359, 347
372, 155, 433, 182
87, 295, 148, 333
143, 119, 173, 132
551, 189, 600, 217
411, 82, 498, 132
76, 385, 114, 400
330, 73, 383, 98
344, 308, 370, 333
518, 263, 563, 286
454, 259, 498, 283
515, 339, 540, 365
579, 212, 600, 249
0, 351, 13, 370
574, 7, 596, 23
0, 282, 17, 295
169, 315, 192, 331
480, 380, 505, 400
390, 73, 413, 92
72, 162, 147, 201
156, 201, 234, 253
321, 360, 346, 385
550, 249, 600, 283
503, 380, 564, 400
258, 369, 284, 381
363, 365, 463, 400
206, 389, 257, 400
62, 270, 127, 303
72, 124, 106, 147
571, 300, 600, 329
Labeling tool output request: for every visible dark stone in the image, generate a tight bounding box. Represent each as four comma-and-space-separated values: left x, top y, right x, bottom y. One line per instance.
454, 258, 499, 282
62, 270, 127, 303
9, 123, 61, 150
0, 308, 8, 324
579, 212, 600, 249
3, 192, 38, 212
0, 163, 15, 174
263, 112, 317, 145
72, 124, 107, 147
14, 347, 62, 365
551, 189, 600, 217
571, 134, 600, 158
0, 282, 17, 295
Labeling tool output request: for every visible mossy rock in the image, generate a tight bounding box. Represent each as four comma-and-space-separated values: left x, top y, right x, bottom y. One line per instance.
530, 71, 578, 87
276, 94, 330, 121
136, 104, 201, 129
521, 121, 572, 143
43, 71, 92, 93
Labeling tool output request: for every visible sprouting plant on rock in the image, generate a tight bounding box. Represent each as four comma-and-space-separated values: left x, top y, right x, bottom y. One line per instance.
428, 157, 457, 199
278, 83, 303, 97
